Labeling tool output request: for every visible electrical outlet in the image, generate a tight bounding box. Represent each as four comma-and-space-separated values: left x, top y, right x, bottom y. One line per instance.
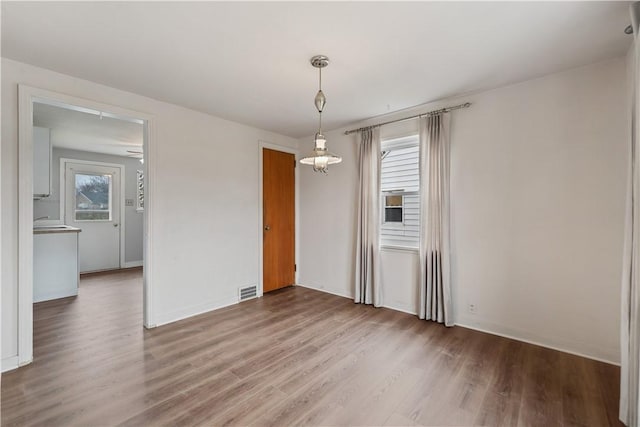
125, 199, 134, 207
468, 303, 477, 314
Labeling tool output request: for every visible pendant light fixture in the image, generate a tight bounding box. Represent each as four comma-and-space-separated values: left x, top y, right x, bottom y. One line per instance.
300, 55, 342, 173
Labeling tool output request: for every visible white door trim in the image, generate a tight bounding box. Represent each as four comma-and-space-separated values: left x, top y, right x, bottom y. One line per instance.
258, 141, 300, 297
60, 158, 126, 269
17, 85, 157, 368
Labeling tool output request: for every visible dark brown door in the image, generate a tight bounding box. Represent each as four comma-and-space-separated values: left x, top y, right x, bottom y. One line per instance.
263, 148, 295, 293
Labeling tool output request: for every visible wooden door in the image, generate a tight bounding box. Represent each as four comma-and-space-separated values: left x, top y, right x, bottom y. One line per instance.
263, 148, 295, 293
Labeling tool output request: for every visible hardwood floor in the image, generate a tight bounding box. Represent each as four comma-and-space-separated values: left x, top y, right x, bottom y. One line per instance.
1, 268, 622, 426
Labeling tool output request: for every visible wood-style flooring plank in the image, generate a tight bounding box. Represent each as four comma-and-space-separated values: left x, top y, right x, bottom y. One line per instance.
1, 268, 623, 426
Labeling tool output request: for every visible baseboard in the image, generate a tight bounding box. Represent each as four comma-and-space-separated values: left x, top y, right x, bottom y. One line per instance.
382, 303, 417, 316
302, 285, 619, 366
123, 260, 143, 268
456, 321, 619, 366
296, 283, 353, 300
2, 355, 19, 373
33, 289, 78, 303
299, 284, 417, 316
154, 294, 239, 327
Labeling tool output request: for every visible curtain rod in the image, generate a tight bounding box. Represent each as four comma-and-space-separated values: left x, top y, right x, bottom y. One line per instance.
343, 102, 471, 135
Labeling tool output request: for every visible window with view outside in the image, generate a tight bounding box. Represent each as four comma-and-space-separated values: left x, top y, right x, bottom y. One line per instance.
384, 194, 403, 222
380, 135, 420, 248
75, 173, 112, 221
136, 169, 144, 211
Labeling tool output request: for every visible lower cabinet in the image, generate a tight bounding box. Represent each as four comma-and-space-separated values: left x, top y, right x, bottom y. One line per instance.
34, 231, 80, 302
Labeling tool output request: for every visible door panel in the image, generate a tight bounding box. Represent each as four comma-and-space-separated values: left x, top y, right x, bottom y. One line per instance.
263, 148, 295, 293
65, 162, 121, 273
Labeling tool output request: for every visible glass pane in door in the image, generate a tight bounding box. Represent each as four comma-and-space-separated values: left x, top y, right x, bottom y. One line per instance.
74, 173, 112, 221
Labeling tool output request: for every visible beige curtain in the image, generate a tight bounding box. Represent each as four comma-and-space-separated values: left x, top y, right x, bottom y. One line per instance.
418, 113, 453, 326
621, 3, 640, 426
355, 127, 381, 306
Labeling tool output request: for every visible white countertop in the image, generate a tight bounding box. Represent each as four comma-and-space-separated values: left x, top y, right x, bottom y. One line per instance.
33, 225, 82, 235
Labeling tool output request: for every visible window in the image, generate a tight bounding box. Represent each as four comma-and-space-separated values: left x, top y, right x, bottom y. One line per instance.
380, 135, 420, 248
74, 173, 112, 221
136, 169, 144, 212
384, 195, 403, 223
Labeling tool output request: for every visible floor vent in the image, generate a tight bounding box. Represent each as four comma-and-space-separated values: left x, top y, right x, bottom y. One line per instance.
239, 285, 258, 302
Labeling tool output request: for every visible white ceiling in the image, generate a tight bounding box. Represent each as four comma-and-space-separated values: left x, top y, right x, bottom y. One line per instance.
33, 102, 143, 157
2, 2, 633, 138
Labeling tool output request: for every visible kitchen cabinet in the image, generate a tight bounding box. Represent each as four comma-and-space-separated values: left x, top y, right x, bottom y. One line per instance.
33, 126, 52, 198
33, 226, 81, 302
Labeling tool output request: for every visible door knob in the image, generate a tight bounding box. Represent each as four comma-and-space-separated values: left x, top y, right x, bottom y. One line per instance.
114, 223, 119, 227
264, 225, 271, 231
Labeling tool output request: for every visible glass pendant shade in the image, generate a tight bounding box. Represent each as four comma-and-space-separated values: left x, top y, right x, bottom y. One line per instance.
300, 150, 342, 172
300, 132, 342, 173
314, 132, 326, 149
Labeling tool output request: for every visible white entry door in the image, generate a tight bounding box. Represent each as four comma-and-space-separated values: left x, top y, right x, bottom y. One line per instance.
64, 161, 121, 273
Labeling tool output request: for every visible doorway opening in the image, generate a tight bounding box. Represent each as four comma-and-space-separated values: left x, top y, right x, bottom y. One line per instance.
17, 85, 155, 368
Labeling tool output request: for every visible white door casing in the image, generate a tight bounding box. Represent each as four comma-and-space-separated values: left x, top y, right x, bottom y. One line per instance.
64, 161, 122, 272
16, 85, 155, 371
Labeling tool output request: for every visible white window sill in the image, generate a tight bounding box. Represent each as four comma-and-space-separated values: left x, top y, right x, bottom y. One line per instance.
380, 245, 419, 253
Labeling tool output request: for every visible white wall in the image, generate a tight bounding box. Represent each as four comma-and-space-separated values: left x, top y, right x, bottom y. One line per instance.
298, 136, 358, 299
299, 57, 628, 364
34, 147, 145, 264
1, 58, 298, 367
